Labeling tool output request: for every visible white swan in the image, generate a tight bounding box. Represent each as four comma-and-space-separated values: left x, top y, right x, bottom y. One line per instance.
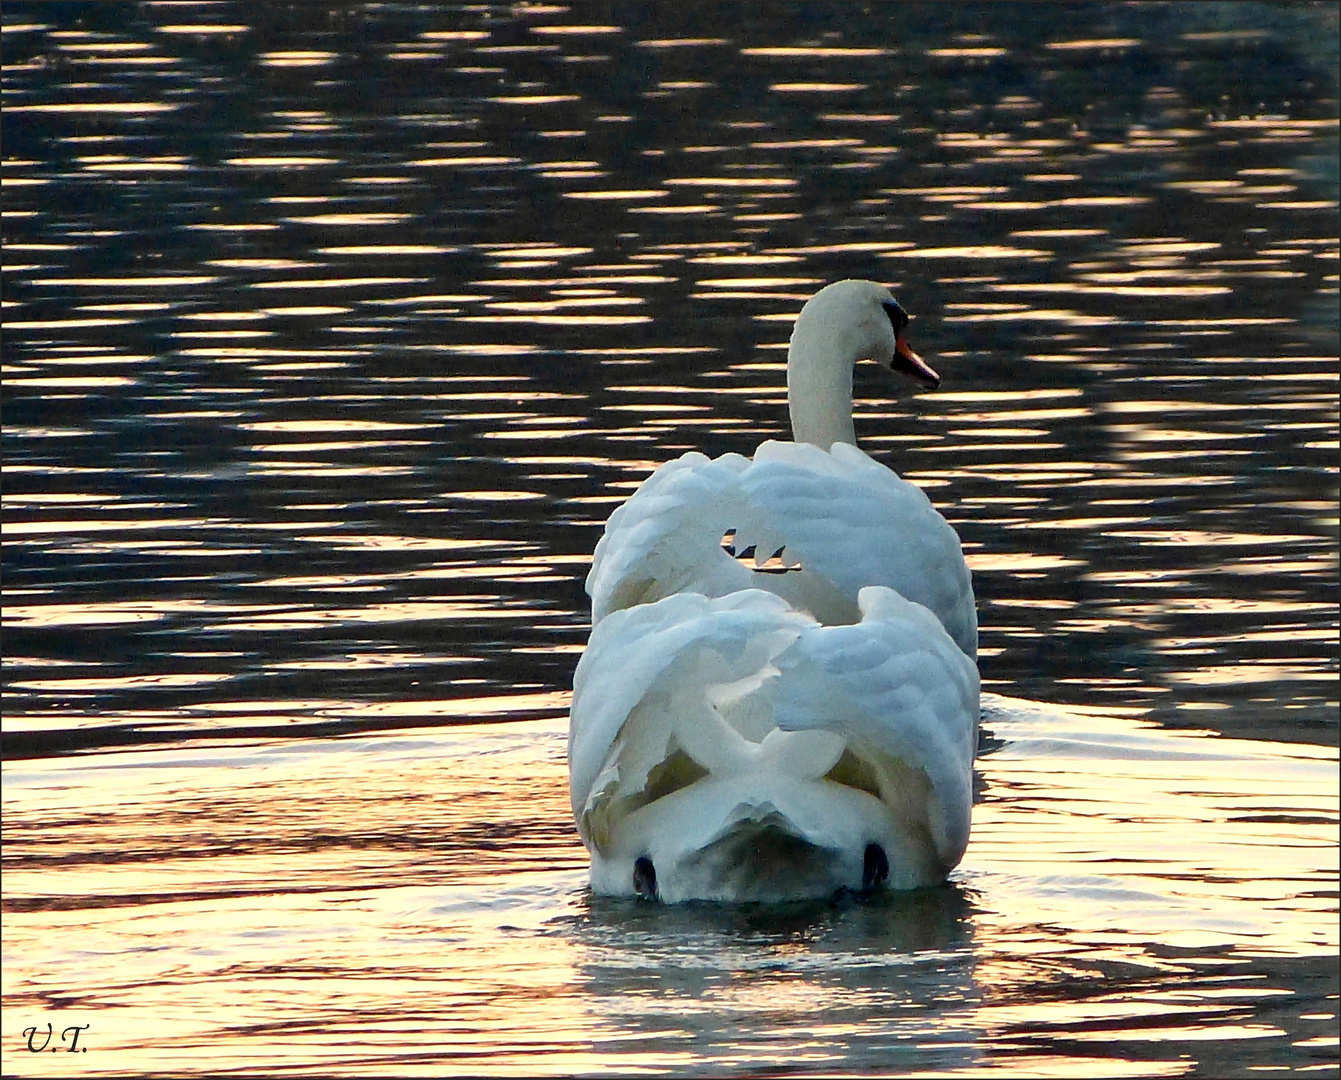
569, 280, 979, 902
587, 280, 976, 658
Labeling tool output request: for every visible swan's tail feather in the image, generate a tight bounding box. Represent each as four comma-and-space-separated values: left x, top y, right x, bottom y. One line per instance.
570, 588, 977, 902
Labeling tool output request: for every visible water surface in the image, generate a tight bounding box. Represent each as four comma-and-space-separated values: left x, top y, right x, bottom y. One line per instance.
4, 697, 1338, 1076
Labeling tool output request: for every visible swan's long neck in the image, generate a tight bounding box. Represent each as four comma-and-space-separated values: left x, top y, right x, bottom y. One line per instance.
787, 310, 857, 451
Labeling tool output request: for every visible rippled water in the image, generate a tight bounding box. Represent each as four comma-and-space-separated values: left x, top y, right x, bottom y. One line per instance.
4, 698, 1338, 1075
3, 3, 1338, 1076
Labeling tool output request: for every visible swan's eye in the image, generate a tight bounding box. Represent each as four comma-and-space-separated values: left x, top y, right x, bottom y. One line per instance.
881, 299, 909, 335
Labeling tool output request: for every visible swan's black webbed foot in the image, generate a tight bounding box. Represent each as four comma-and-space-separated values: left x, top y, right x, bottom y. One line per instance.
862, 843, 889, 891
633, 856, 658, 899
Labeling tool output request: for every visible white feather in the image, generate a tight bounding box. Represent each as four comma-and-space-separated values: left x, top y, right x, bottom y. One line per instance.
588, 437, 976, 658
570, 586, 979, 902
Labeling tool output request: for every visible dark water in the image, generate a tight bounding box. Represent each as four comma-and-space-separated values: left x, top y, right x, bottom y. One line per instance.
3, 3, 1338, 1076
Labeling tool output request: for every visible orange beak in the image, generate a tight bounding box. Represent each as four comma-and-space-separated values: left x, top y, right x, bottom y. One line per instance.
893, 334, 940, 389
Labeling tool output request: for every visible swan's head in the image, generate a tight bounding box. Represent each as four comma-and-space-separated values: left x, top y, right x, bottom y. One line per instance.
793, 279, 941, 390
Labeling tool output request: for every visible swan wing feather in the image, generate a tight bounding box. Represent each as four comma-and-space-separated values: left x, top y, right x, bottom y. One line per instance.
587, 443, 976, 656
775, 585, 980, 868
569, 590, 806, 822
588, 453, 758, 622
743, 442, 977, 656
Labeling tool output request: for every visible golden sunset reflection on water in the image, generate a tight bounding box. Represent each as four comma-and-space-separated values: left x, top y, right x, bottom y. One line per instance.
3, 699, 1336, 1076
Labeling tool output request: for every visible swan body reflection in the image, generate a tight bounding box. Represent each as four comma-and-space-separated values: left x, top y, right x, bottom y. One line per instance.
571, 281, 979, 902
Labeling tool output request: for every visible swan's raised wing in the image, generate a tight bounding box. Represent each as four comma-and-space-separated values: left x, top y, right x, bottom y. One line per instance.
775, 585, 980, 872
586, 442, 977, 658
568, 589, 807, 829
586, 452, 754, 623
744, 441, 976, 656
